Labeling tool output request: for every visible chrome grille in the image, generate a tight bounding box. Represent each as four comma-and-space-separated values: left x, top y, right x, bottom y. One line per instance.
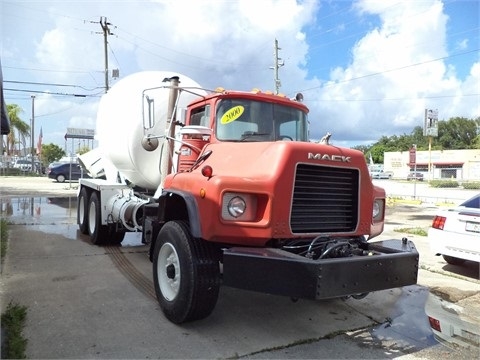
290, 164, 359, 233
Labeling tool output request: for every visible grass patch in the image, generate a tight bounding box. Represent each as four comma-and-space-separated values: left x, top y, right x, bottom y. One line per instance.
387, 197, 422, 205
394, 227, 428, 236
1, 302, 28, 359
0, 219, 7, 260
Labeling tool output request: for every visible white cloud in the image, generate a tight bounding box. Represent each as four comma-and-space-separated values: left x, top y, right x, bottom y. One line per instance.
305, 0, 479, 143
3, 0, 478, 148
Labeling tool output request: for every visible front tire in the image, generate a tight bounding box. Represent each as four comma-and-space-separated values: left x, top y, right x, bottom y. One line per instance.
153, 220, 220, 324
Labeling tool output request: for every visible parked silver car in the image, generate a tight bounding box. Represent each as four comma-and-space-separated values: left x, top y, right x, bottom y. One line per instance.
407, 172, 424, 181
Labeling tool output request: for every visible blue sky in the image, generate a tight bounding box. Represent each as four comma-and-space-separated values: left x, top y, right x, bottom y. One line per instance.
2, 0, 479, 152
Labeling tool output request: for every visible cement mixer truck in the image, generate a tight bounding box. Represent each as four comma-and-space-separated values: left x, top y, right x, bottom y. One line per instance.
77, 71, 419, 324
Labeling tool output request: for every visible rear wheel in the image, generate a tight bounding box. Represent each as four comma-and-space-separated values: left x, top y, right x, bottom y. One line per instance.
88, 192, 108, 245
152, 220, 220, 324
56, 174, 66, 183
442, 255, 466, 266
78, 187, 89, 234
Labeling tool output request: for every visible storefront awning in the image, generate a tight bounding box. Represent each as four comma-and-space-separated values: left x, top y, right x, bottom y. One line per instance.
408, 162, 464, 167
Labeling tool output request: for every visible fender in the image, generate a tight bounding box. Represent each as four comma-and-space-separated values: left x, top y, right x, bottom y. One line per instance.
159, 189, 203, 238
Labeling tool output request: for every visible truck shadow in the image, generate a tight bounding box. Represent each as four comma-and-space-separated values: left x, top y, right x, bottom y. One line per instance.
442, 261, 480, 280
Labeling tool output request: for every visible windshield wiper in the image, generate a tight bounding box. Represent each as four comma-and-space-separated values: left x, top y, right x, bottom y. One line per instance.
241, 132, 271, 141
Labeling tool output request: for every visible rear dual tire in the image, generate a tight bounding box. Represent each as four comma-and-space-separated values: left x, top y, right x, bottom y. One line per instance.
78, 187, 89, 234
77, 189, 125, 246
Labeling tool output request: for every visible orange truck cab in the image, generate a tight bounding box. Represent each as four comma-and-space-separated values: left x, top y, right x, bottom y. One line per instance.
146, 86, 419, 324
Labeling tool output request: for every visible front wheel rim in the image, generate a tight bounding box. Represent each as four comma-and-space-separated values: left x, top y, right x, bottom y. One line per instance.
158, 243, 180, 301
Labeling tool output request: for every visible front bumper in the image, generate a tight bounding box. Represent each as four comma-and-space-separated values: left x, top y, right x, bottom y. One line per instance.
223, 239, 419, 299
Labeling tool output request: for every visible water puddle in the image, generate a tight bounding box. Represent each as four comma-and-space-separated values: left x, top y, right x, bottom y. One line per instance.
1, 196, 145, 247
367, 285, 480, 356
369, 286, 437, 350
0, 196, 77, 224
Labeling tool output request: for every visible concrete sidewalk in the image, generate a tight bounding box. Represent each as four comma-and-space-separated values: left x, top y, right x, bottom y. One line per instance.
1, 176, 79, 198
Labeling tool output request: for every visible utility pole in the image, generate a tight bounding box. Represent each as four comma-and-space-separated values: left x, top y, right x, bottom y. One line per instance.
99, 17, 114, 93
270, 38, 284, 94
30, 95, 35, 172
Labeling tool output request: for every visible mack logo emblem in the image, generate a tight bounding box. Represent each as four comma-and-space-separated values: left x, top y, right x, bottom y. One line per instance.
308, 153, 351, 162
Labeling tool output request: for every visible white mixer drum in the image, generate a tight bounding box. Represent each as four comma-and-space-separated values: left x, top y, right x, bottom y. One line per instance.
96, 71, 204, 189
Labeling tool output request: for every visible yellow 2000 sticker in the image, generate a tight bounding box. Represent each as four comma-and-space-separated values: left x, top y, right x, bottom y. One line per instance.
220, 105, 244, 124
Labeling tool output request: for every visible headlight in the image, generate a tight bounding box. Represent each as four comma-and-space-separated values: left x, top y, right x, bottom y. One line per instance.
227, 196, 246, 218
372, 202, 380, 218
222, 192, 257, 221
372, 199, 385, 222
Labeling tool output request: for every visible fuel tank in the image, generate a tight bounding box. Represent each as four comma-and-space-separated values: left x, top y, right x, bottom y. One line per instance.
95, 71, 204, 189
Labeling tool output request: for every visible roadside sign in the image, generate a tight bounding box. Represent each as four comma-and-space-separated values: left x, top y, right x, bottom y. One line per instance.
65, 128, 95, 140
409, 147, 416, 165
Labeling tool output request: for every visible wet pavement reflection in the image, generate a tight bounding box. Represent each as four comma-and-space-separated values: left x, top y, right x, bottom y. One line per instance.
369, 286, 437, 350
0, 196, 143, 246
1, 196, 77, 224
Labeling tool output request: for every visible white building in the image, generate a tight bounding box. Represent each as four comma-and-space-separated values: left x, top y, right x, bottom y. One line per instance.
383, 149, 480, 181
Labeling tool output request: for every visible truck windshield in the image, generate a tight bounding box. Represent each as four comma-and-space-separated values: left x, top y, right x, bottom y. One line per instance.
215, 99, 308, 142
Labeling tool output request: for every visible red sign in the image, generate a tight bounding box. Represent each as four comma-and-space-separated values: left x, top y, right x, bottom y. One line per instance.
409, 147, 416, 165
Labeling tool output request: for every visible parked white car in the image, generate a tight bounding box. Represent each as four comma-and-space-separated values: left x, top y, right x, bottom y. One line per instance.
428, 192, 480, 265
370, 170, 393, 179
13, 159, 33, 171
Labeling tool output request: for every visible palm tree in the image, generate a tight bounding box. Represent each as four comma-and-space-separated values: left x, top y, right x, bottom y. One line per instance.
6, 104, 30, 155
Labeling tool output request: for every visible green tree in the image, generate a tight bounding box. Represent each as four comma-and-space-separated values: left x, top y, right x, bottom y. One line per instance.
475, 117, 480, 149
357, 117, 480, 162
410, 126, 428, 150
436, 117, 479, 149
41, 143, 65, 165
370, 144, 387, 163
6, 104, 30, 155
351, 144, 370, 163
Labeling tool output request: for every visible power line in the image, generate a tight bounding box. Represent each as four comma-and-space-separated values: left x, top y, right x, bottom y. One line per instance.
297, 48, 480, 93
308, 93, 480, 103
4, 88, 102, 97
2, 65, 93, 74
114, 26, 268, 70
4, 80, 103, 91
